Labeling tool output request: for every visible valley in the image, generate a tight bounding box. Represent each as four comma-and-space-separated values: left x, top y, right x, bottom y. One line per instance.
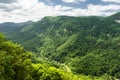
0, 12, 120, 80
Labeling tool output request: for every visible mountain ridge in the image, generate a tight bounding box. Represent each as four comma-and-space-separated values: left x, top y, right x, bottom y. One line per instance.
0, 12, 120, 78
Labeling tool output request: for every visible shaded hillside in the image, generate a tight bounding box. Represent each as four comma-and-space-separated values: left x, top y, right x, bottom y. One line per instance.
1, 33, 114, 80
0, 21, 33, 36
1, 12, 120, 78
9, 16, 102, 51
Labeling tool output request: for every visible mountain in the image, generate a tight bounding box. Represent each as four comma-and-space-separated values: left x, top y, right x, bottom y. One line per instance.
9, 16, 103, 51
0, 21, 33, 36
0, 27, 111, 80
1, 12, 120, 78
0, 33, 88, 80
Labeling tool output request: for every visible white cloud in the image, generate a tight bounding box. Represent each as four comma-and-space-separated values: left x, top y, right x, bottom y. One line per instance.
0, 0, 120, 23
64, 4, 120, 16
17, 0, 38, 9
62, 0, 86, 3
0, 0, 73, 23
88, 4, 120, 11
101, 0, 120, 3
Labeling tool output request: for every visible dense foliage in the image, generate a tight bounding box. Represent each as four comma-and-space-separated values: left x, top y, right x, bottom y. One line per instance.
0, 33, 32, 80
1, 33, 114, 80
1, 12, 120, 79
0, 33, 75, 80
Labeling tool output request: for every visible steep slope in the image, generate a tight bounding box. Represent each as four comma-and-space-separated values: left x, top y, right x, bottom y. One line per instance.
9, 16, 102, 51
0, 33, 113, 80
2, 12, 120, 78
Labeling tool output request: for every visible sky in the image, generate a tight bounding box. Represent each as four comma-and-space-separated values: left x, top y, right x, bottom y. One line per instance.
0, 0, 120, 23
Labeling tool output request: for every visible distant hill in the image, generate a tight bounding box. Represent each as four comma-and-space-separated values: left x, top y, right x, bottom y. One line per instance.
0, 21, 33, 36
0, 12, 120, 78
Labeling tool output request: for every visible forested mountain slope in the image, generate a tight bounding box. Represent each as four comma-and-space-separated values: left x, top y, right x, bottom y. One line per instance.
0, 21, 33, 36
0, 33, 114, 80
1, 12, 120, 78
0, 34, 80, 80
